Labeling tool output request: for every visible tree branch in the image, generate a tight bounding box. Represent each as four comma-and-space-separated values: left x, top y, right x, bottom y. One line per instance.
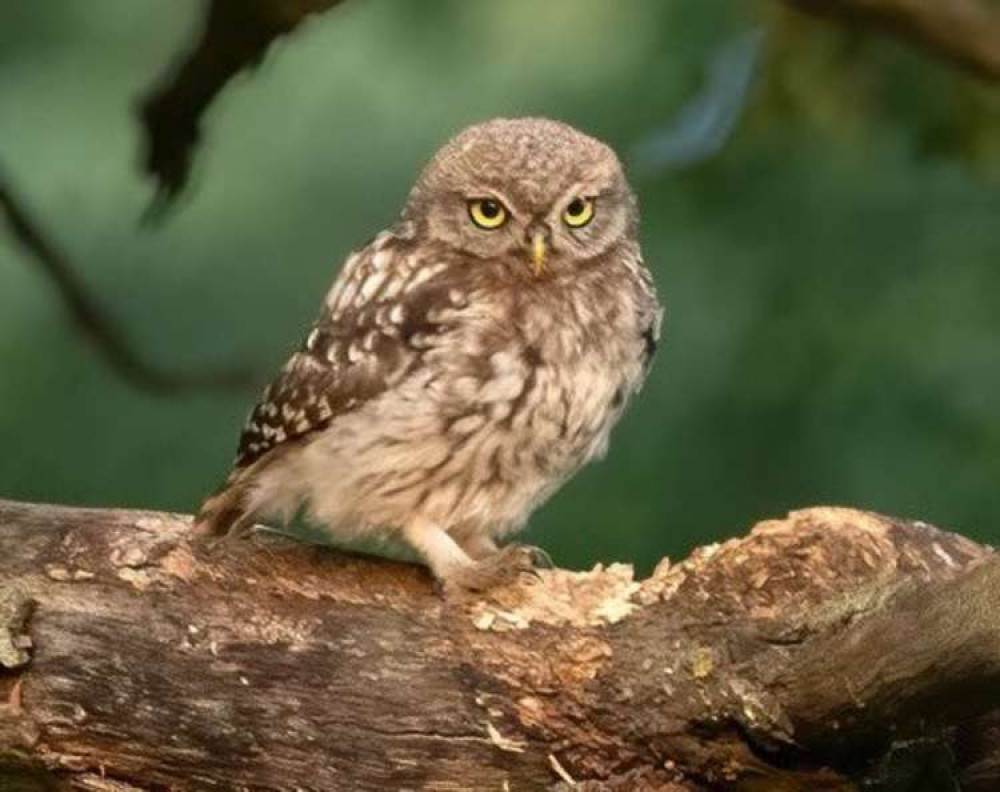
139, 0, 346, 212
135, 0, 1000, 209
785, 0, 1000, 81
0, 500, 997, 791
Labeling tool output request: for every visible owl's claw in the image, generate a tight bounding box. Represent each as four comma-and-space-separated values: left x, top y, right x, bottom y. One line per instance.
198, 521, 283, 561
441, 543, 547, 594
526, 545, 554, 570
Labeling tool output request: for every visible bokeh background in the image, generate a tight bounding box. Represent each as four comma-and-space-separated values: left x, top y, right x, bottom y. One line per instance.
1, 0, 998, 573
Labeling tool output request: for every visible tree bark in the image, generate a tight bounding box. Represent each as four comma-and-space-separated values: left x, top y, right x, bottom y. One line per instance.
0, 499, 997, 791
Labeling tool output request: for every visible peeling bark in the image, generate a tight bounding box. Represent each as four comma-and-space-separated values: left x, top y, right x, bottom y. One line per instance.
0, 500, 997, 791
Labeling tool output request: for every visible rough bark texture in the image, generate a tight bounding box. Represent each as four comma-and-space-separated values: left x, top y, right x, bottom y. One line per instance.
1, 499, 998, 792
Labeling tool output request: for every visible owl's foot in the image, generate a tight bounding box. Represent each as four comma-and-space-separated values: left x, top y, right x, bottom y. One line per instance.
194, 522, 249, 556
402, 521, 549, 594
441, 544, 548, 594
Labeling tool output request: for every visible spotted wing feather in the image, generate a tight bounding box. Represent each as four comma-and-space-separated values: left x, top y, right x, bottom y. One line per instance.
195, 234, 457, 537
233, 235, 452, 470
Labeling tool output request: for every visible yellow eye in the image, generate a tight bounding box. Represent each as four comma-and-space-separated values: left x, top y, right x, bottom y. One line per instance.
468, 198, 508, 229
563, 197, 595, 228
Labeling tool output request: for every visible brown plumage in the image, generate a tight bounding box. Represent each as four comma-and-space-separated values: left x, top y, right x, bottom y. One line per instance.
195, 117, 662, 590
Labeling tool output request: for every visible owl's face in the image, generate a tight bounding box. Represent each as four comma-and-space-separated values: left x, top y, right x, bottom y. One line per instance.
406, 118, 636, 276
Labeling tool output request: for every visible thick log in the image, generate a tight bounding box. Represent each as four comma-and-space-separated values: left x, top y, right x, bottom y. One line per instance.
0, 499, 998, 791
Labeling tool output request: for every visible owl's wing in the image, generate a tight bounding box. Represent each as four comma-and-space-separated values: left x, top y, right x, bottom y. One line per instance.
194, 234, 480, 538
232, 234, 450, 471
632, 255, 663, 376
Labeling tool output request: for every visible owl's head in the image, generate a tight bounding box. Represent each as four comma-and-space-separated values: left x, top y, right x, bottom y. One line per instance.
405, 118, 636, 276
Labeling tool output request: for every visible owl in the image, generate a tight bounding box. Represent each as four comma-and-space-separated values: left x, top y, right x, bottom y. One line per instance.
195, 117, 663, 591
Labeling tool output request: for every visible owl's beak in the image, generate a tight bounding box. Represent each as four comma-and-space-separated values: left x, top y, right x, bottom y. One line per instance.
531, 232, 547, 276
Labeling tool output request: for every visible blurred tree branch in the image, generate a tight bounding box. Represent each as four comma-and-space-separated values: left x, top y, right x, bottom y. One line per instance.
140, 0, 346, 216
138, 0, 1000, 208
785, 0, 1000, 81
0, 172, 256, 394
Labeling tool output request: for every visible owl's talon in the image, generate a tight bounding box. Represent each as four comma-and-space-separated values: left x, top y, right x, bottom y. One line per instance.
527, 546, 554, 570
230, 523, 257, 542
196, 520, 266, 557
441, 543, 546, 594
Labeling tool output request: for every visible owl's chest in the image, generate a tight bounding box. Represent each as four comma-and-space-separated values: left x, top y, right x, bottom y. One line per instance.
503, 290, 646, 466
522, 280, 645, 385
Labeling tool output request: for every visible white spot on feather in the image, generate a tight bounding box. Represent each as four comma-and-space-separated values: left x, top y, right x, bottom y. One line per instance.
450, 414, 487, 435
357, 269, 388, 303
932, 542, 957, 568
405, 262, 446, 292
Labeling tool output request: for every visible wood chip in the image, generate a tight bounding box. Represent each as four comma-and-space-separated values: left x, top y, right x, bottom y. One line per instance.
548, 754, 577, 786
486, 721, 526, 753
8, 677, 23, 714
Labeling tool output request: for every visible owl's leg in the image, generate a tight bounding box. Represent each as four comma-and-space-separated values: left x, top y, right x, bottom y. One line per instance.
403, 521, 540, 592
456, 533, 499, 560
402, 520, 475, 581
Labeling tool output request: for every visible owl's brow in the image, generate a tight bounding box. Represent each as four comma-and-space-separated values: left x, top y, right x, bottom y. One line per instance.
450, 188, 519, 215
552, 184, 614, 213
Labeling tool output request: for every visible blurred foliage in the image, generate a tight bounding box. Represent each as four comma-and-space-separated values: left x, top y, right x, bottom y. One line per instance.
0, 0, 997, 574
761, 6, 1000, 171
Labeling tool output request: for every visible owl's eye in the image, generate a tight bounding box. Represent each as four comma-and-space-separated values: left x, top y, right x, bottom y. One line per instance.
468, 198, 508, 230
563, 197, 595, 228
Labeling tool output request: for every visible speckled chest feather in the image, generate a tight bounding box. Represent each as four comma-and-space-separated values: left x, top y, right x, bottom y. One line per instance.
238, 229, 659, 541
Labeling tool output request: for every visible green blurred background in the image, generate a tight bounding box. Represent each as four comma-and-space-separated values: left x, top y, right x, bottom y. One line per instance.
1, 0, 998, 573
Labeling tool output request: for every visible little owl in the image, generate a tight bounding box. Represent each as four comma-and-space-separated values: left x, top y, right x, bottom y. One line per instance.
195, 117, 663, 591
